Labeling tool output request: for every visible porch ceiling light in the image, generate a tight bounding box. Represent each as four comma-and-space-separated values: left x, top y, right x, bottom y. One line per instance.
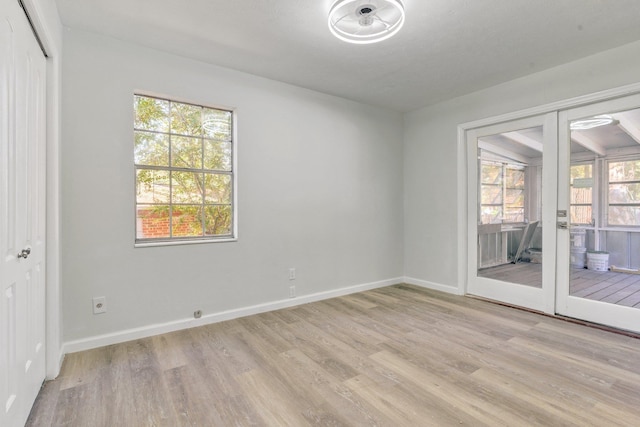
328, 0, 405, 44
570, 115, 617, 130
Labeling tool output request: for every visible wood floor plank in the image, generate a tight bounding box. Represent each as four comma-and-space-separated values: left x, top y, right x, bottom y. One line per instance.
235, 368, 311, 426
163, 365, 226, 426
27, 284, 640, 426
281, 348, 393, 426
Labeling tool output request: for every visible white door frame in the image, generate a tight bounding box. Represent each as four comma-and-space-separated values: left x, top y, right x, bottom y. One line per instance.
19, 0, 63, 379
457, 82, 640, 314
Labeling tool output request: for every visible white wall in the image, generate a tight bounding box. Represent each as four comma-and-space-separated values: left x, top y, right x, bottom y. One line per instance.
404, 40, 640, 292
61, 29, 404, 347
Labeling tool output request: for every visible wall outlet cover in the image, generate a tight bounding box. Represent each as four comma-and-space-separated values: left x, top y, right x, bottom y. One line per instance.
93, 296, 107, 314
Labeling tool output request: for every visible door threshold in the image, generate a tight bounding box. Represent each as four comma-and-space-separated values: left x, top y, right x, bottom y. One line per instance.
466, 294, 640, 340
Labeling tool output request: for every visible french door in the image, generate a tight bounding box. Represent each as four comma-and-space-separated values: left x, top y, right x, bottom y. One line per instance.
557, 93, 640, 333
1, 0, 48, 425
467, 113, 558, 313
466, 92, 640, 334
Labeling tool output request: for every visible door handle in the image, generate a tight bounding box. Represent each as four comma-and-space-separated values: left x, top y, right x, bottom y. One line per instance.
17, 248, 31, 259
557, 221, 569, 230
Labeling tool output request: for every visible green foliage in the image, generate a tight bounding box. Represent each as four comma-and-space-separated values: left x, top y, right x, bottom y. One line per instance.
135, 132, 169, 166
171, 102, 202, 136
134, 96, 169, 132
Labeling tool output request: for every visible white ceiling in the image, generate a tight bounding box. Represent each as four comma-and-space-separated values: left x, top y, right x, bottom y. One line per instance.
54, 0, 640, 112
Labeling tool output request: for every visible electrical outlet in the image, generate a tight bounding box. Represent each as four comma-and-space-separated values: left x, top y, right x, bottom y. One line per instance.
289, 268, 296, 280
93, 296, 107, 314
194, 310, 202, 319
289, 285, 296, 298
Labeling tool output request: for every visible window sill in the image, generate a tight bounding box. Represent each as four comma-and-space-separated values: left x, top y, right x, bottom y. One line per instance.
135, 237, 238, 248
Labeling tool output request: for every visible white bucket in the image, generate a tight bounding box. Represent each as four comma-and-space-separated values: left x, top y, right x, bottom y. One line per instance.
528, 248, 542, 264
570, 247, 587, 269
570, 228, 586, 248
587, 252, 609, 271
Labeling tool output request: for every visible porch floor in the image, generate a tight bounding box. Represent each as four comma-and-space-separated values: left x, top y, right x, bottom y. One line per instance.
478, 262, 640, 308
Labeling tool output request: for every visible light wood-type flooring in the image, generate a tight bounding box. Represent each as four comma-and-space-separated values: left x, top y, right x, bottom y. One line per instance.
479, 262, 640, 307
27, 284, 640, 426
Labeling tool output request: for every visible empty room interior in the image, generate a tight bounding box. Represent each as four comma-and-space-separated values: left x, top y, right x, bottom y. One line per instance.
4, 0, 640, 425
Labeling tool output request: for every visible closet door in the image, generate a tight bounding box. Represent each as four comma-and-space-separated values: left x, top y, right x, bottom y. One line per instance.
1, 0, 48, 425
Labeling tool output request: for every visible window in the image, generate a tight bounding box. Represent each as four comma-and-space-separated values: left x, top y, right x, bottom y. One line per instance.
608, 159, 640, 226
570, 163, 593, 225
480, 161, 525, 224
134, 94, 235, 243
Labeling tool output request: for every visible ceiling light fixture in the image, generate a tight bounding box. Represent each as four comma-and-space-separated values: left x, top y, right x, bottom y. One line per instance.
328, 0, 405, 44
570, 115, 617, 130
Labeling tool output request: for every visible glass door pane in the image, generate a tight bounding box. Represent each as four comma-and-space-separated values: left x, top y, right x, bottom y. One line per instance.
467, 113, 557, 313
477, 127, 542, 288
570, 107, 640, 305
557, 93, 640, 333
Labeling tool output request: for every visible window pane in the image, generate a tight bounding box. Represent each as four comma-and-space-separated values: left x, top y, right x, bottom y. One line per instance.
136, 169, 170, 203
204, 173, 232, 204
571, 206, 592, 225
481, 164, 502, 185
134, 96, 169, 132
609, 206, 640, 226
203, 108, 231, 140
172, 172, 203, 204
481, 185, 502, 205
571, 164, 592, 181
609, 183, 640, 204
571, 164, 593, 226
134, 94, 235, 242
505, 168, 524, 188
204, 205, 232, 236
172, 136, 203, 169
204, 139, 232, 171
135, 131, 169, 166
571, 187, 592, 204
505, 188, 524, 207
136, 205, 170, 239
504, 208, 524, 223
610, 160, 640, 182
171, 205, 203, 237
171, 102, 202, 136
481, 206, 502, 224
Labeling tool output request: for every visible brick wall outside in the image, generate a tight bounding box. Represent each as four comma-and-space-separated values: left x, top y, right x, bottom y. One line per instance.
137, 207, 201, 238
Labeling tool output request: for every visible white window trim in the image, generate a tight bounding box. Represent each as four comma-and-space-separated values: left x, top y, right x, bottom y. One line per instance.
133, 92, 238, 247
605, 155, 640, 229
569, 161, 595, 227
479, 160, 526, 225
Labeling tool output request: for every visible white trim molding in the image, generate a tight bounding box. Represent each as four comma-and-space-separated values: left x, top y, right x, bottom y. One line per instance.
403, 277, 463, 295
63, 277, 403, 354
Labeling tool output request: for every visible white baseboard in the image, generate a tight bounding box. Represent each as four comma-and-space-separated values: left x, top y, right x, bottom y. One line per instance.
62, 277, 403, 355
403, 276, 463, 295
